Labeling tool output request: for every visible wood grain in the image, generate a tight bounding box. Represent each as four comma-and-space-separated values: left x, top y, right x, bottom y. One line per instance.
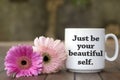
100, 72, 120, 80
0, 71, 14, 80
0, 71, 46, 80
46, 70, 74, 80
14, 75, 46, 80
76, 73, 101, 80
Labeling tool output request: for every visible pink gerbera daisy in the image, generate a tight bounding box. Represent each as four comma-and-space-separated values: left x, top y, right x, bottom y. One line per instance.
4, 45, 43, 78
33, 36, 67, 73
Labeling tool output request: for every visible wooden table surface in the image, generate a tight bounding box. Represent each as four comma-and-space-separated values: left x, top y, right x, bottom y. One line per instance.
0, 40, 120, 80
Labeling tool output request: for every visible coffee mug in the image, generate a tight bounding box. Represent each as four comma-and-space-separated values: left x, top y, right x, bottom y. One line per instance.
65, 28, 119, 73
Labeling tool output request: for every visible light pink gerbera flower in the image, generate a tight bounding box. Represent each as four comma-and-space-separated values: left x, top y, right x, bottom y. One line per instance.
33, 36, 67, 74
4, 45, 43, 78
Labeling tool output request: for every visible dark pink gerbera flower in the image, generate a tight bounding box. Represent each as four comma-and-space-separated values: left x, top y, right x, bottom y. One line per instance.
4, 45, 43, 78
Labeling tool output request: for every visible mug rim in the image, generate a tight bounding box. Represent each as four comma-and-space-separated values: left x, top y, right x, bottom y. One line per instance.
65, 28, 104, 30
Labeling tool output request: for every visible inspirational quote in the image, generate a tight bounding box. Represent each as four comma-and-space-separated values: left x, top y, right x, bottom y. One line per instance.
68, 35, 103, 65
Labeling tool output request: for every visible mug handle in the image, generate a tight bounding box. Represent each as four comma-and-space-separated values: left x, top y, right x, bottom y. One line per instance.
105, 34, 119, 61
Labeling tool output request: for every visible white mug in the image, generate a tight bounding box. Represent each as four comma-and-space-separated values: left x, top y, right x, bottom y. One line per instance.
65, 28, 119, 73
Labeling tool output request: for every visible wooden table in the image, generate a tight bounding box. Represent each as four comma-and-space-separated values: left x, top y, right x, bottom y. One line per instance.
0, 40, 120, 80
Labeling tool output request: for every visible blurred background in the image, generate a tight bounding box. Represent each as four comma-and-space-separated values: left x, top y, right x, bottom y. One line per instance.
0, 0, 120, 41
